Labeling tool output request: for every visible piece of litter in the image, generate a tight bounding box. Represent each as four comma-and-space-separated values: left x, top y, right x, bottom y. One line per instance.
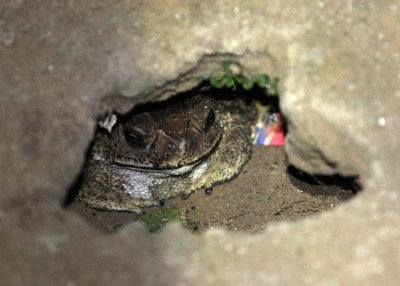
253, 104, 285, 146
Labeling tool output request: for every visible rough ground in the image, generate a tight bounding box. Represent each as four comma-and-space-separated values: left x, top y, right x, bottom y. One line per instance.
1, 1, 399, 285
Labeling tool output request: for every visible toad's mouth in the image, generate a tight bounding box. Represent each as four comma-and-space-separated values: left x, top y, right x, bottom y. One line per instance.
112, 130, 223, 174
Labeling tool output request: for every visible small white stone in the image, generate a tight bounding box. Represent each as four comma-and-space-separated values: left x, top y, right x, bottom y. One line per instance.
377, 117, 386, 127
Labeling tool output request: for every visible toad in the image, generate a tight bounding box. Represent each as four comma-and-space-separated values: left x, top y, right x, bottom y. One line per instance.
77, 91, 258, 211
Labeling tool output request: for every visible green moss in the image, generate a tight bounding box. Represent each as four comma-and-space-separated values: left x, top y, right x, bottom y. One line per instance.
208, 61, 279, 96
136, 206, 196, 233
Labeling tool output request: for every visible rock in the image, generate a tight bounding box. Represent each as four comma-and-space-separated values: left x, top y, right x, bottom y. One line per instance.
0, 1, 399, 285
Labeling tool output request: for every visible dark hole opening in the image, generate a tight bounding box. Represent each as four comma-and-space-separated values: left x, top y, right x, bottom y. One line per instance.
64, 80, 360, 234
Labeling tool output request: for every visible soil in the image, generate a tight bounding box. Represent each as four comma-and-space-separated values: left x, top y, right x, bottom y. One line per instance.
68, 146, 357, 233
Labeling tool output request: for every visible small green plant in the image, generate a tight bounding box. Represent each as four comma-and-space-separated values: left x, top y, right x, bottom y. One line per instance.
136, 206, 196, 233
208, 61, 279, 96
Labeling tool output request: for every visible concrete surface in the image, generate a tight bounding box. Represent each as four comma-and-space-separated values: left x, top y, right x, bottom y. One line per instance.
1, 1, 399, 285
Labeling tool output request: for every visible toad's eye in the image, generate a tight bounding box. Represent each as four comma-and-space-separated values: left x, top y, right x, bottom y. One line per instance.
124, 129, 146, 149
204, 108, 215, 133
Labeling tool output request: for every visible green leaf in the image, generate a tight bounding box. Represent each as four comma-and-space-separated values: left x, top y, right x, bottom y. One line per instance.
225, 77, 236, 88
233, 75, 244, 84
221, 61, 233, 74
210, 72, 226, 88
266, 77, 280, 96
254, 74, 270, 88
242, 79, 254, 90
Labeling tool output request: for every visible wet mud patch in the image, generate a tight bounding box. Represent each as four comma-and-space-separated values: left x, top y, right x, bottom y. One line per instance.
68, 146, 357, 233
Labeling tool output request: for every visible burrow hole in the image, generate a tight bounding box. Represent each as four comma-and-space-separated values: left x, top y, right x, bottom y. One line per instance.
65, 80, 360, 234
